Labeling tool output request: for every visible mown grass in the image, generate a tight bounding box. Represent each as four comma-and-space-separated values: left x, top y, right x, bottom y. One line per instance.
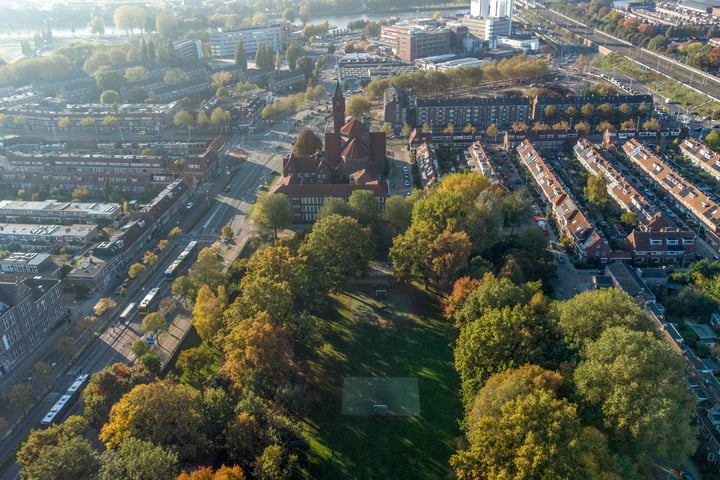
301, 285, 461, 480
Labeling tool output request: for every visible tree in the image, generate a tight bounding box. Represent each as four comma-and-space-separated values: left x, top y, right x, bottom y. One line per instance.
131, 339, 151, 359
102, 115, 118, 127
8, 383, 35, 413
113, 5, 146, 35
94, 297, 117, 316
511, 121, 527, 132
100, 381, 206, 462
299, 214, 372, 291
99, 436, 178, 480
346, 95, 370, 119
57, 116, 71, 129
172, 276, 196, 307
454, 305, 564, 407
580, 103, 596, 120
128, 262, 145, 279
174, 110, 194, 139
178, 465, 246, 480
56, 336, 75, 364
235, 40, 247, 71
177, 346, 217, 392
155, 12, 179, 39
706, 129, 720, 149
253, 444, 297, 480
221, 225, 235, 242
347, 189, 379, 227
224, 312, 293, 396
543, 104, 559, 121
99, 90, 120, 104
293, 128, 323, 156
164, 68, 189, 86
82, 363, 153, 429
71, 187, 89, 202
95, 66, 124, 92
18, 416, 99, 480
169, 226, 182, 238
575, 120, 591, 133
575, 326, 698, 468
552, 288, 653, 349
89, 16, 105, 35
210, 107, 230, 129
34, 361, 52, 390
426, 229, 472, 292
189, 247, 223, 291
641, 118, 661, 131
451, 366, 619, 480
501, 190, 532, 235
124, 66, 148, 83
486, 124, 499, 141
253, 193, 292, 239
620, 211, 639, 228
193, 285, 226, 345
584, 174, 608, 208
141, 311, 167, 339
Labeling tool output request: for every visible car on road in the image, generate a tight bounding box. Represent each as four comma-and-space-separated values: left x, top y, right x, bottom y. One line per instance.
185, 202, 193, 210
404, 179, 411, 187
224, 186, 231, 192
557, 254, 566, 264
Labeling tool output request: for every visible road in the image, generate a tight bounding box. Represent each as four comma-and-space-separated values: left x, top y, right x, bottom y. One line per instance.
0, 134, 285, 480
538, 8, 720, 104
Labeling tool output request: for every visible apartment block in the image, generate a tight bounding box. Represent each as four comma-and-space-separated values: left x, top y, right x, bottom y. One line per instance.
0, 278, 65, 376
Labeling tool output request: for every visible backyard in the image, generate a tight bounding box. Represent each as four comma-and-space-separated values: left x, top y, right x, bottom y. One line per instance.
301, 285, 461, 479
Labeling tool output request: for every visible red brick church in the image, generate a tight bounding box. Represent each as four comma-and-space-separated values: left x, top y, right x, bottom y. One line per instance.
272, 82, 389, 223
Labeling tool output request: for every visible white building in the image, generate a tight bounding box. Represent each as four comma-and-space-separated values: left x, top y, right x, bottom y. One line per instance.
210, 24, 283, 58
465, 0, 513, 40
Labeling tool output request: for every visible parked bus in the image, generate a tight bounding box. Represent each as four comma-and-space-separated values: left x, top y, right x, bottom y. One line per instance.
164, 240, 199, 280
41, 374, 89, 427
118, 302, 137, 324
138, 287, 160, 315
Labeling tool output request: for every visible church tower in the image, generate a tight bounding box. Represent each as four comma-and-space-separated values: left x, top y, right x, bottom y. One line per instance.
332, 80, 345, 134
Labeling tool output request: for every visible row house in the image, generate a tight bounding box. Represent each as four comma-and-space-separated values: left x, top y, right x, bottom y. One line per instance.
267, 70, 306, 94
603, 127, 686, 149
573, 139, 655, 223
0, 252, 60, 283
0, 277, 65, 377
408, 129, 484, 150
415, 142, 441, 190
272, 178, 389, 224
0, 223, 97, 252
573, 140, 696, 263
679, 137, 720, 182
623, 138, 720, 235
504, 128, 583, 150
466, 141, 501, 185
516, 139, 610, 262
532, 94, 653, 123
0, 199, 122, 225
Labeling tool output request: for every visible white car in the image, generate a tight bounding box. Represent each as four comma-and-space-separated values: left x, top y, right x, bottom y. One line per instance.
185, 202, 193, 209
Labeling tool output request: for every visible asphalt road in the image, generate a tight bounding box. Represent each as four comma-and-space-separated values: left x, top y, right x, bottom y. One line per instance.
0, 134, 285, 480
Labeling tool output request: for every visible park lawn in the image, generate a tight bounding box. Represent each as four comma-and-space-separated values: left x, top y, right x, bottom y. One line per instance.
301, 285, 462, 480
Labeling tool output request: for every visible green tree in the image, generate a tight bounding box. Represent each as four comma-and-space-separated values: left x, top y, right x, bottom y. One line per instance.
57, 116, 71, 129
140, 311, 167, 339
210, 107, 230, 129
252, 193, 292, 239
451, 365, 619, 480
33, 361, 52, 390
164, 68, 189, 86
99, 436, 178, 480
8, 383, 35, 413
176, 346, 217, 392
131, 339, 151, 359
706, 129, 720, 149
196, 110, 210, 129
347, 189, 379, 227
56, 336, 76, 364
346, 95, 370, 119
552, 288, 653, 350
575, 326, 698, 468
292, 128, 323, 156
89, 16, 105, 35
18, 416, 99, 480
235, 40, 247, 71
584, 174, 608, 208
82, 363, 153, 428
221, 225, 234, 241
454, 305, 564, 408
95, 66, 124, 92
100, 382, 206, 462
100, 90, 120, 104
299, 214, 372, 291
189, 247, 224, 291
253, 444, 297, 480
401, 122, 412, 137
501, 190, 532, 235
171, 276, 196, 307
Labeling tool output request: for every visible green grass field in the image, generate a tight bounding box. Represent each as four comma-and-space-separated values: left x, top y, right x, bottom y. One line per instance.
301, 286, 461, 479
